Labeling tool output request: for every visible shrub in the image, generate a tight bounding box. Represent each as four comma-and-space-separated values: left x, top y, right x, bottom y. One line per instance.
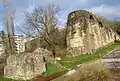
65, 60, 115, 81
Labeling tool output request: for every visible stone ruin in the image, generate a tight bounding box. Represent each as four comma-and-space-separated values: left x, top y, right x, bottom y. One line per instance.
67, 10, 119, 56
4, 48, 53, 80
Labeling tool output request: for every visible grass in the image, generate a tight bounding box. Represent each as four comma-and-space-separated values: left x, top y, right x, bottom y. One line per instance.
65, 61, 115, 81
43, 41, 120, 76
0, 76, 16, 81
59, 41, 120, 69
53, 60, 115, 81
1, 41, 120, 81
42, 63, 65, 76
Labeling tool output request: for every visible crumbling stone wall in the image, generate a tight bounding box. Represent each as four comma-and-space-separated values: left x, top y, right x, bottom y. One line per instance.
4, 48, 52, 80
67, 10, 118, 56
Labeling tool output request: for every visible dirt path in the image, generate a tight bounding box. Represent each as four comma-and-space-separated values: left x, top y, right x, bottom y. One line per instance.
33, 70, 69, 81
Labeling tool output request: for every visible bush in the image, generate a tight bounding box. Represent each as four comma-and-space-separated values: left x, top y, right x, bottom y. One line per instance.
65, 61, 115, 81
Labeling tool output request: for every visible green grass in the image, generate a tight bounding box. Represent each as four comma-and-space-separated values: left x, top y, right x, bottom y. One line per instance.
42, 41, 120, 75
59, 41, 120, 69
42, 63, 65, 76
1, 41, 120, 80
0, 76, 16, 81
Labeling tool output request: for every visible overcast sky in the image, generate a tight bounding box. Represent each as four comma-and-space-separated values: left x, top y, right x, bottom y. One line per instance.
0, 0, 120, 34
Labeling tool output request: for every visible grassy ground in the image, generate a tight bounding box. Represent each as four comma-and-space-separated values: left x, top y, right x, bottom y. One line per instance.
0, 76, 16, 81
42, 41, 120, 76
59, 41, 120, 69
42, 63, 65, 76
1, 41, 120, 81
61, 61, 115, 81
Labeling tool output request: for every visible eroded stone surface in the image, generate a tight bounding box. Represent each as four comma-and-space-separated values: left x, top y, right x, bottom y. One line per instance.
67, 10, 119, 56
4, 48, 52, 80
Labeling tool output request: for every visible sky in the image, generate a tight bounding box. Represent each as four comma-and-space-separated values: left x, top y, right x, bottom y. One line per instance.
0, 0, 120, 34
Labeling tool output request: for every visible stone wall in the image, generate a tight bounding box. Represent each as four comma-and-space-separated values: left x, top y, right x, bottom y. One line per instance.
4, 48, 52, 80
67, 10, 118, 56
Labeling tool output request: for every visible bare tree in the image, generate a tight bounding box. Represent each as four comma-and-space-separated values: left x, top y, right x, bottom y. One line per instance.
22, 4, 60, 57
2, 0, 16, 55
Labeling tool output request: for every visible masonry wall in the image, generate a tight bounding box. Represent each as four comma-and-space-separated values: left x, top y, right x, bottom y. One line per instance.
67, 10, 117, 56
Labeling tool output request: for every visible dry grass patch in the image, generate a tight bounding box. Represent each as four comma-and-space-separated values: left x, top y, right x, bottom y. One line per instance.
65, 60, 115, 81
